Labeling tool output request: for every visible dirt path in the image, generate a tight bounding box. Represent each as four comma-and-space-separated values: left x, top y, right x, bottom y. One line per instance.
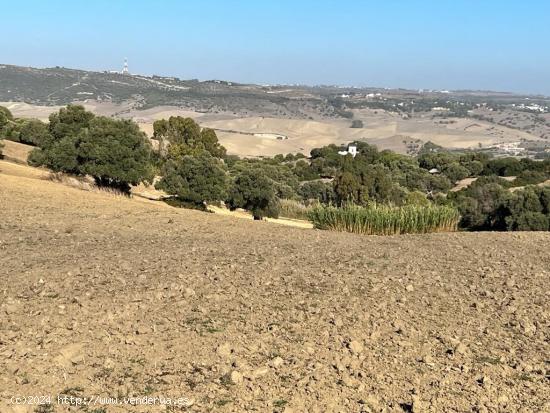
207, 205, 313, 229
0, 166, 549, 412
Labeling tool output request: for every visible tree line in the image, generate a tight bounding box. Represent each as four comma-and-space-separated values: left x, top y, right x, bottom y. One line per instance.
1, 104, 550, 230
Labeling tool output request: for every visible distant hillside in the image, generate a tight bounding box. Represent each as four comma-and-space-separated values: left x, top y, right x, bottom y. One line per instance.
1, 63, 548, 122
0, 64, 339, 118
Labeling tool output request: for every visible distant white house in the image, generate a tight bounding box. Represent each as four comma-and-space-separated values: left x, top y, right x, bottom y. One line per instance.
429, 168, 440, 174
338, 144, 358, 157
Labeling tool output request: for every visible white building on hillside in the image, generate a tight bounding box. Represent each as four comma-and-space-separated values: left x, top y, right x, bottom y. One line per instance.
338, 144, 358, 157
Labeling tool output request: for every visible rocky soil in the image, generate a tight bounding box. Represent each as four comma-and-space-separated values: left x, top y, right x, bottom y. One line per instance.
0, 170, 549, 412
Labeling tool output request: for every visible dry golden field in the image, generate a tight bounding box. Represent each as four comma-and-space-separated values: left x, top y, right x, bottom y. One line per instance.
2, 101, 545, 157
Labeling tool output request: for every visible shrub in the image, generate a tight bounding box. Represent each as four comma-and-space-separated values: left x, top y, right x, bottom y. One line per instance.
308, 204, 459, 235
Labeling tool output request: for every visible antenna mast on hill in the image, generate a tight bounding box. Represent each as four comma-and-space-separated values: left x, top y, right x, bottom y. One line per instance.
122, 58, 129, 75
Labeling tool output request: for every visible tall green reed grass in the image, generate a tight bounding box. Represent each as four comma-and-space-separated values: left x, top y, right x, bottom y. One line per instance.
308, 203, 459, 235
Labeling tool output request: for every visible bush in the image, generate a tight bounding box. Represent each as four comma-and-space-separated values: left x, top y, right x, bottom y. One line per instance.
227, 169, 280, 220
156, 153, 228, 203
351, 120, 363, 128
308, 204, 460, 235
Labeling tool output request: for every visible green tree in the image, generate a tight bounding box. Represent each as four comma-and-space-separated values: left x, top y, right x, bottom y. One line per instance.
418, 151, 457, 171
0, 106, 19, 144
78, 117, 153, 190
333, 171, 362, 205
30, 112, 153, 192
156, 153, 228, 203
154, 116, 227, 160
228, 169, 280, 220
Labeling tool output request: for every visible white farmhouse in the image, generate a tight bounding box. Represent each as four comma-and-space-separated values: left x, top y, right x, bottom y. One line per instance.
338, 144, 358, 158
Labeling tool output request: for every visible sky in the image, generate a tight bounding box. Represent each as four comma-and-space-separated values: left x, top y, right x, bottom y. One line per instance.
2, 0, 549, 95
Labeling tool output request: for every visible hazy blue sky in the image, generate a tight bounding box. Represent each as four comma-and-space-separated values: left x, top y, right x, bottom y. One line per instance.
2, 1, 549, 94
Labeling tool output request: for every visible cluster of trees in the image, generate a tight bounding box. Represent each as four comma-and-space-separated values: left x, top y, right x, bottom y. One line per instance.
419, 144, 550, 182
26, 105, 154, 192
3, 103, 550, 231
152, 116, 282, 219
447, 177, 550, 231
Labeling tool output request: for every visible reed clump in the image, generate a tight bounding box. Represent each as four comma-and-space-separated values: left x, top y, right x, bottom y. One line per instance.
278, 199, 317, 220
308, 203, 459, 235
